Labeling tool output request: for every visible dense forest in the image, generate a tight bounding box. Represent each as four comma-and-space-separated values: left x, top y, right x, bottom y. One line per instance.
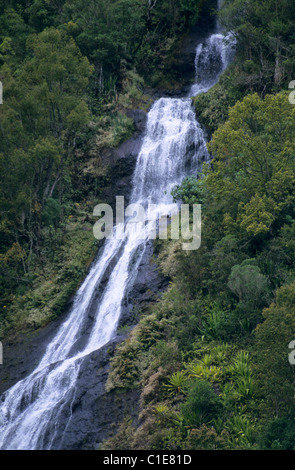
1, 0, 295, 451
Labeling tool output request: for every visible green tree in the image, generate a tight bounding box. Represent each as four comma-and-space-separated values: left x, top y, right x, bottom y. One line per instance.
206, 92, 295, 239
228, 260, 268, 304
0, 27, 93, 269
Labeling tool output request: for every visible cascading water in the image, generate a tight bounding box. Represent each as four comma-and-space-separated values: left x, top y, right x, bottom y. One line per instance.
0, 15, 235, 450
190, 32, 235, 96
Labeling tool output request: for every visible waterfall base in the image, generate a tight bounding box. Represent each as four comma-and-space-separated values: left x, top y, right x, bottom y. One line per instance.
0, 237, 168, 449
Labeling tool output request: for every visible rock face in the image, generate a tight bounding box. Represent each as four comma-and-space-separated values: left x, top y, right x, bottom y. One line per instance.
52, 342, 140, 450
98, 109, 148, 212
49, 242, 169, 450
0, 235, 168, 450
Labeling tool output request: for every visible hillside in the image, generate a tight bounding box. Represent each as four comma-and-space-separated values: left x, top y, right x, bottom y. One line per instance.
0, 0, 295, 451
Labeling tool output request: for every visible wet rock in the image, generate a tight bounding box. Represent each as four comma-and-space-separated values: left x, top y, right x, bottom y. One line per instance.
50, 343, 141, 450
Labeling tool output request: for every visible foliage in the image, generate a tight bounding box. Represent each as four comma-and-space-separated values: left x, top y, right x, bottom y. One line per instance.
258, 411, 295, 450
185, 424, 229, 450
0, 222, 97, 338
103, 79, 295, 452
106, 337, 143, 392
225, 414, 255, 446
2, 0, 295, 453
253, 282, 295, 416
187, 363, 222, 383
172, 175, 207, 205
192, 64, 244, 133
228, 261, 268, 303
219, 0, 295, 92
199, 304, 230, 341
180, 379, 221, 428
206, 92, 295, 239
164, 371, 188, 396
0, 0, 214, 335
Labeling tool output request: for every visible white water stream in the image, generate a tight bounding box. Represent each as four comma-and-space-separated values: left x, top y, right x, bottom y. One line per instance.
0, 16, 235, 450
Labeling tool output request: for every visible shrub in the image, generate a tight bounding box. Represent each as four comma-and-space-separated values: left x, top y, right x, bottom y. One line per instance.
181, 379, 221, 428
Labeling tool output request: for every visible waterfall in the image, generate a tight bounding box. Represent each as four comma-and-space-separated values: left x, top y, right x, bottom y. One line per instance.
190, 31, 235, 96
0, 20, 235, 450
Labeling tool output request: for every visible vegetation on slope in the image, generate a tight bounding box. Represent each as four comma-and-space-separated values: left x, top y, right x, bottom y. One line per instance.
1, 0, 295, 451
0, 0, 215, 338
101, 0, 295, 450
